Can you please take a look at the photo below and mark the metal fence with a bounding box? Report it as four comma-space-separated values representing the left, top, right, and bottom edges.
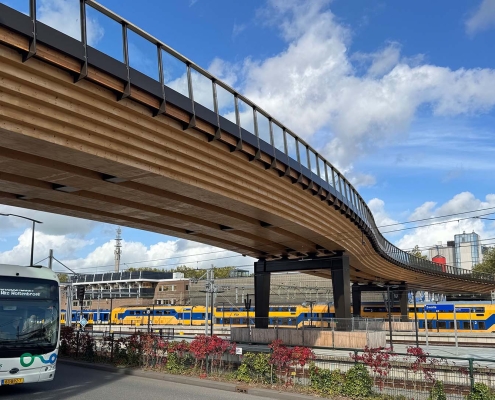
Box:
2, 0, 493, 283
61, 329, 495, 399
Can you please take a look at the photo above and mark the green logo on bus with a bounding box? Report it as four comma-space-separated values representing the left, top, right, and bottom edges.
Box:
20, 352, 57, 367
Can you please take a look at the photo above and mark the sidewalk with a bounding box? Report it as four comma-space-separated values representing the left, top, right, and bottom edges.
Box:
58, 359, 316, 400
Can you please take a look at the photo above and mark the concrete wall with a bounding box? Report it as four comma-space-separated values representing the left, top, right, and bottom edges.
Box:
231, 328, 386, 349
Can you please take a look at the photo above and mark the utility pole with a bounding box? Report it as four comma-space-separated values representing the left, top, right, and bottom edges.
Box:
0, 213, 42, 266
200, 268, 227, 336
65, 282, 73, 327
48, 249, 53, 270
114, 227, 122, 272
204, 269, 210, 335
209, 269, 215, 336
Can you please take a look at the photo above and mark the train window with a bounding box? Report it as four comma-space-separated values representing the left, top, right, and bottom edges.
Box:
463, 322, 471, 330
473, 308, 485, 313
479, 321, 486, 330
290, 307, 296, 313
427, 320, 433, 329
156, 311, 163, 315
135, 311, 141, 315
130, 311, 135, 315
438, 321, 447, 329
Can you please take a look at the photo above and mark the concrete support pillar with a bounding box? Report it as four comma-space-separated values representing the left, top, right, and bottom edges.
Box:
352, 284, 362, 317
331, 255, 351, 323
254, 260, 271, 329
399, 284, 409, 322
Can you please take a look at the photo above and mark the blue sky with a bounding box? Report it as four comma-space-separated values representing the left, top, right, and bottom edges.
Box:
1, 0, 495, 272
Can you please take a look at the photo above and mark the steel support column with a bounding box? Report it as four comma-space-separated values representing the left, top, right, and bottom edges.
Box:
351, 283, 362, 317
399, 284, 409, 321
254, 260, 271, 329
331, 255, 351, 324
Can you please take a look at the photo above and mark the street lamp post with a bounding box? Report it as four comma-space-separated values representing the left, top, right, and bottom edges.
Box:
387, 286, 393, 351
413, 291, 419, 348
385, 284, 399, 352
146, 307, 151, 334
302, 301, 316, 327
0, 213, 43, 266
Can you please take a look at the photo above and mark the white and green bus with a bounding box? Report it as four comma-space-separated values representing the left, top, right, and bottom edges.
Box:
0, 264, 60, 386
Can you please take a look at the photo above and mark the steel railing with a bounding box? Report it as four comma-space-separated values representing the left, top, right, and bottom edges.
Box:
2, 0, 494, 283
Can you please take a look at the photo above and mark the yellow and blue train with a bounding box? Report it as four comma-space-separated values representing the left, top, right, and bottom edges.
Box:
61, 302, 495, 332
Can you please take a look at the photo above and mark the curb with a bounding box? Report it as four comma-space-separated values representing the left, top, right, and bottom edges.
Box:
58, 359, 315, 400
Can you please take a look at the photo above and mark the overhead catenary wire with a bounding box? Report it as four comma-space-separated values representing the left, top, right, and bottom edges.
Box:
43, 204, 495, 277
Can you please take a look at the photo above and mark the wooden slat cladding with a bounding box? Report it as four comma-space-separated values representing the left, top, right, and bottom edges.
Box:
0, 35, 492, 293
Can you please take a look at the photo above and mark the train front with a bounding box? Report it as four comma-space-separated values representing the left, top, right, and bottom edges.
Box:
0, 267, 60, 386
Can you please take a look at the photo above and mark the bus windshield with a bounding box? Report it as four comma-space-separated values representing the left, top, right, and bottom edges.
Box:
0, 277, 59, 357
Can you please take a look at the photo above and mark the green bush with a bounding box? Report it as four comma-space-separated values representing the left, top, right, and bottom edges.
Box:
428, 381, 447, 400
343, 363, 373, 398
236, 352, 274, 384
309, 363, 344, 396
467, 383, 495, 400
165, 352, 191, 374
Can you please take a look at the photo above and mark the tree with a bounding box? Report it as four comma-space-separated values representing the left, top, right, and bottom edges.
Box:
473, 247, 495, 275
172, 265, 204, 279
123, 265, 235, 279
171, 265, 235, 279
211, 266, 234, 279
57, 273, 69, 283
126, 267, 162, 272
408, 245, 427, 260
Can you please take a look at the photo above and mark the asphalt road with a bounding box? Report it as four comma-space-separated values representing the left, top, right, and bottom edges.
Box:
0, 364, 265, 400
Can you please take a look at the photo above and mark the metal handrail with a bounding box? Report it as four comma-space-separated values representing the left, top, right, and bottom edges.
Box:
7, 0, 493, 283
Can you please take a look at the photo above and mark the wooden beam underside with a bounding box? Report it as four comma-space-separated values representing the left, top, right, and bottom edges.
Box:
0, 31, 492, 294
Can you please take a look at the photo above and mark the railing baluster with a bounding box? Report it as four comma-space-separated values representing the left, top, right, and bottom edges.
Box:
75, 0, 88, 82
24, 0, 37, 61
118, 22, 131, 100
9, 0, 489, 281
210, 80, 221, 141
184, 63, 197, 129
154, 45, 166, 116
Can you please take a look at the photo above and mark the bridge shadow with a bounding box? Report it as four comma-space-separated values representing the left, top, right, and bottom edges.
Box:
0, 362, 126, 399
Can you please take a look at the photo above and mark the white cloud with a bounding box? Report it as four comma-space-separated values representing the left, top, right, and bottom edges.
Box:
349, 172, 376, 188
232, 22, 247, 39
465, 0, 495, 36
392, 192, 495, 252
38, 0, 104, 46
354, 42, 402, 78
58, 239, 255, 274
0, 205, 97, 237
0, 229, 92, 266
408, 201, 437, 221
368, 198, 403, 230
221, 0, 495, 170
